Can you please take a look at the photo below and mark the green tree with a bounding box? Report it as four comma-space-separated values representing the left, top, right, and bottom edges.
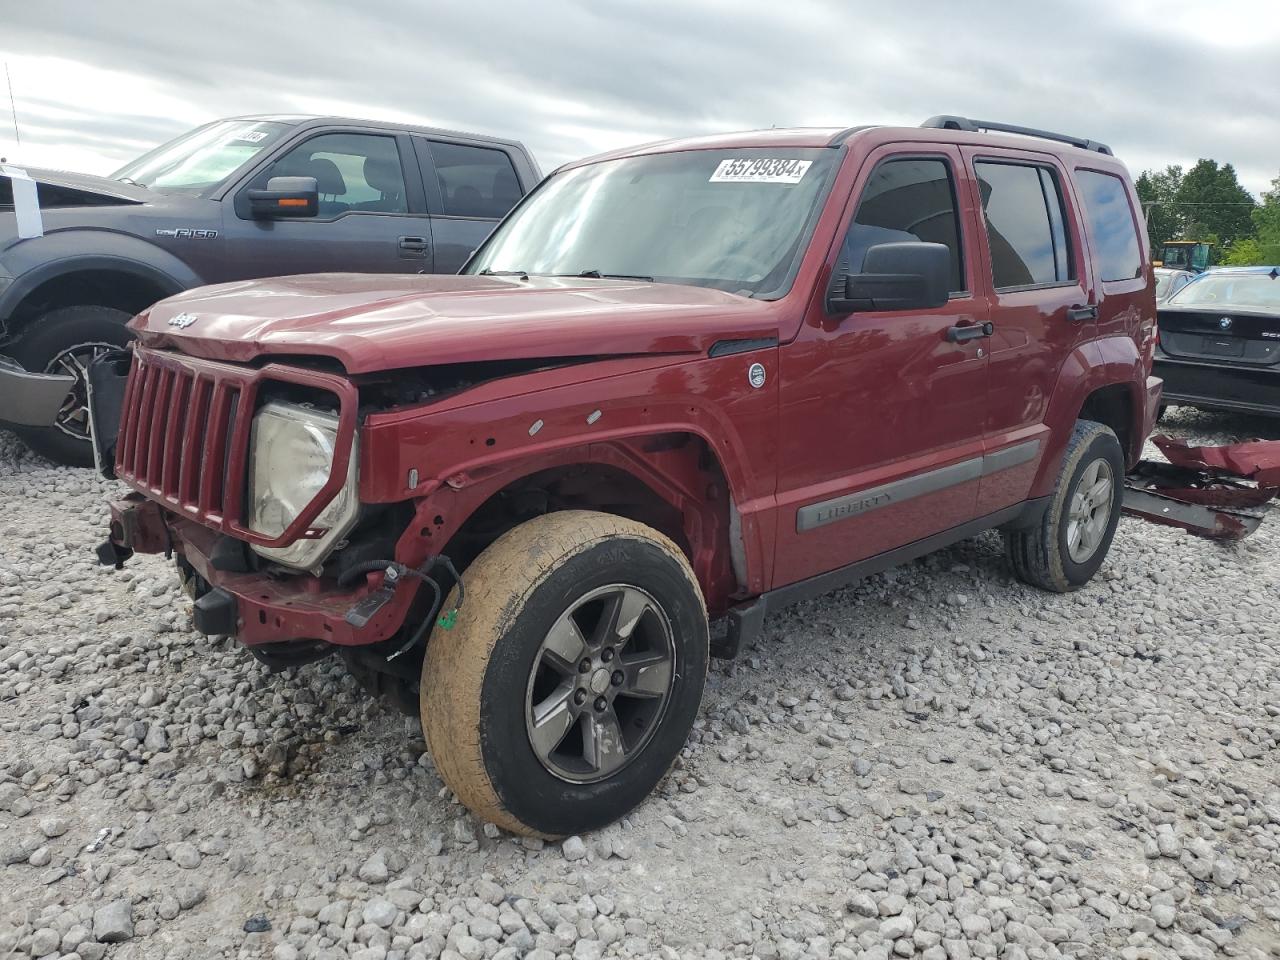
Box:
1252, 171, 1280, 263
1135, 165, 1183, 249
1222, 238, 1263, 266
1173, 160, 1257, 247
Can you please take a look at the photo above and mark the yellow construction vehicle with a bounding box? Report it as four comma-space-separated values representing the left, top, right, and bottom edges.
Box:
1155, 240, 1212, 273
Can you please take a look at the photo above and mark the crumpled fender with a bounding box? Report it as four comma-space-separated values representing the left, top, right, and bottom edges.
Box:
361, 348, 780, 607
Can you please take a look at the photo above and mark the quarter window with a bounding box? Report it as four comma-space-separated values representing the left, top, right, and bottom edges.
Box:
975, 161, 1074, 289
843, 157, 965, 293
430, 141, 523, 219
1076, 170, 1143, 282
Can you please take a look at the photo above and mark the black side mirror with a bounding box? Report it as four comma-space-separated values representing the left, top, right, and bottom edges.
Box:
247, 176, 319, 219
827, 241, 951, 314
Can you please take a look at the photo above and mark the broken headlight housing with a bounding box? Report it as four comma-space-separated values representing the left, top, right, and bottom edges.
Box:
247, 401, 359, 572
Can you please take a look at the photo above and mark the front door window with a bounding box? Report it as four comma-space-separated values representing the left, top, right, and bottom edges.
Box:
258, 133, 408, 218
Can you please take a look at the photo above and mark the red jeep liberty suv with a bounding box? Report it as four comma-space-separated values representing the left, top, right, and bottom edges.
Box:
94, 116, 1161, 836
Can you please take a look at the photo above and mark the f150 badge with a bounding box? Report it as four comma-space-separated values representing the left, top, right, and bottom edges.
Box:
156, 228, 218, 239
168, 313, 198, 328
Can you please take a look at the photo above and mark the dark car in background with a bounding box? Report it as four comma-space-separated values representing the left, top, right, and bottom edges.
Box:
0, 115, 539, 464
1155, 266, 1280, 416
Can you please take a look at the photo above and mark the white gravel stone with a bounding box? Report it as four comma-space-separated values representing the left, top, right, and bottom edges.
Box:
362, 898, 398, 928
170, 841, 201, 868
30, 927, 61, 956
38, 815, 69, 838
92, 900, 134, 943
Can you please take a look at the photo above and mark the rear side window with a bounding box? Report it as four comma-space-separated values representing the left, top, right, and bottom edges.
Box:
430, 142, 523, 219
975, 161, 1074, 290
1076, 170, 1143, 282
843, 157, 965, 293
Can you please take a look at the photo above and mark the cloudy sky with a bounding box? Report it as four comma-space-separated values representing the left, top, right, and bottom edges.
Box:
2, 0, 1278, 195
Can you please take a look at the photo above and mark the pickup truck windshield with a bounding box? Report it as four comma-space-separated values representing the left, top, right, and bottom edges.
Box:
1170, 273, 1280, 311
111, 119, 291, 193
467, 148, 836, 298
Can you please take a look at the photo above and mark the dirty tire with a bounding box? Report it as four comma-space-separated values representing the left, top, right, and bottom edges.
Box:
1004, 419, 1124, 593
421, 510, 708, 837
12, 305, 135, 467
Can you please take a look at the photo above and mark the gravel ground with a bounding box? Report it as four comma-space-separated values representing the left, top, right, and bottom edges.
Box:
2, 408, 1279, 960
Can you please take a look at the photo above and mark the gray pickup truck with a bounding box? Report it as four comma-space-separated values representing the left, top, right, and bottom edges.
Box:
0, 114, 540, 464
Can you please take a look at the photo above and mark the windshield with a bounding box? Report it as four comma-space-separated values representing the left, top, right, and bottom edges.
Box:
112, 119, 291, 193
1154, 272, 1172, 299
1169, 272, 1280, 311
466, 147, 837, 298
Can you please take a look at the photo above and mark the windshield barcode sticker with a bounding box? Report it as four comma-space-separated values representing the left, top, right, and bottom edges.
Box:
237, 131, 269, 143
709, 158, 812, 184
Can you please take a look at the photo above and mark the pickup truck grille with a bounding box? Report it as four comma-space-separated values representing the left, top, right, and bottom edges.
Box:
116, 350, 243, 523
113, 347, 359, 547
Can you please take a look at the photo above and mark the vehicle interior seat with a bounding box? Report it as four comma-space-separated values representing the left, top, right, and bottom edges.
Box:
355, 156, 407, 213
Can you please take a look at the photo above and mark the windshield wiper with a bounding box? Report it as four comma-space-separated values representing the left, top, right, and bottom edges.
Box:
479, 268, 530, 279
570, 270, 655, 282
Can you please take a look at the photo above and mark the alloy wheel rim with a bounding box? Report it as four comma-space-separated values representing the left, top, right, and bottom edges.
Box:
524, 583, 675, 783
43, 341, 117, 441
1066, 457, 1114, 563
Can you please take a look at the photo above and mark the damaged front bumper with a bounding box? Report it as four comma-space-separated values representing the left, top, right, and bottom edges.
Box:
1123, 435, 1280, 540
0, 355, 74, 428
99, 493, 416, 647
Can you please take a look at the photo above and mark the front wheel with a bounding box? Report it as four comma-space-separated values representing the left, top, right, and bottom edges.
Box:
421, 511, 708, 837
1004, 420, 1124, 593
11, 305, 135, 467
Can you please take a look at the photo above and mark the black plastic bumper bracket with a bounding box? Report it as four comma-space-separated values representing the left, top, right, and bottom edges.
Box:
95, 539, 133, 570
192, 587, 238, 636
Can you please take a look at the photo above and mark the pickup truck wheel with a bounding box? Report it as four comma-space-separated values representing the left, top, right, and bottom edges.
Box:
11, 305, 135, 467
1004, 420, 1124, 593
420, 510, 708, 837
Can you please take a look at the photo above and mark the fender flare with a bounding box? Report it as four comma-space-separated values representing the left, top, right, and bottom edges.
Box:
1089, 335, 1151, 463
1030, 336, 1146, 496
0, 233, 200, 328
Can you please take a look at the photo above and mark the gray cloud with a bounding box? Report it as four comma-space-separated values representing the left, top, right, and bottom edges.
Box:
3, 0, 1278, 193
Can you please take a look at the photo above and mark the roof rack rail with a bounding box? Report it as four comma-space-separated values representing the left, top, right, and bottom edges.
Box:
921, 115, 1112, 156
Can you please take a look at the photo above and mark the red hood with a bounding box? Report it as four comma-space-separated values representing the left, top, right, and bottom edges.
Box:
132, 274, 778, 374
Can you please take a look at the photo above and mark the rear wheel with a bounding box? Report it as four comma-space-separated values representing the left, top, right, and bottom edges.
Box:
421, 510, 707, 837
12, 305, 134, 467
1004, 420, 1124, 592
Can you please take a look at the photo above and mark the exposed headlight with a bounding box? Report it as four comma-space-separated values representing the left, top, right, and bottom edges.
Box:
247, 401, 359, 572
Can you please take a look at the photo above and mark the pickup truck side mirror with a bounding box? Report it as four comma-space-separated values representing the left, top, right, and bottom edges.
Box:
827, 241, 951, 314
247, 176, 319, 219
